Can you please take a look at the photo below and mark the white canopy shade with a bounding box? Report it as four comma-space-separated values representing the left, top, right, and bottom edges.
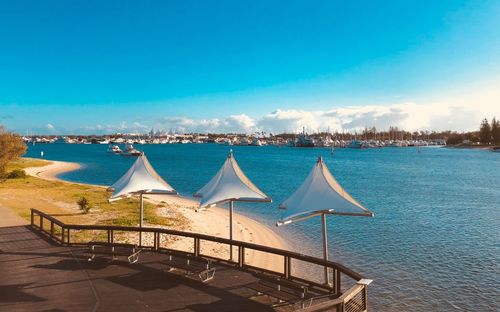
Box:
110, 154, 177, 200
194, 150, 271, 207
278, 156, 373, 225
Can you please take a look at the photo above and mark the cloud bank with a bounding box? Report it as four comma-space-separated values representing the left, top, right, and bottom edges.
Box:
66, 100, 497, 135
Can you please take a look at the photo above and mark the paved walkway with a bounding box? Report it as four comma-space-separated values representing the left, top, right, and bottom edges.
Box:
0, 225, 280, 311
0, 205, 28, 227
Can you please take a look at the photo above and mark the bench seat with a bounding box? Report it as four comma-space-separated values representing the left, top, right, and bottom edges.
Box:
246, 273, 314, 307
161, 251, 215, 282
87, 241, 142, 263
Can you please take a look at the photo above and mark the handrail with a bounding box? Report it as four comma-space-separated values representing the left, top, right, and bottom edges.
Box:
30, 208, 371, 311
31, 208, 362, 281
301, 282, 370, 312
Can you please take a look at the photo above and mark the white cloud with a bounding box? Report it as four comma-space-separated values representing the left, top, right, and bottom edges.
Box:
154, 114, 256, 133
264, 101, 496, 133
68, 100, 497, 135
46, 123, 54, 129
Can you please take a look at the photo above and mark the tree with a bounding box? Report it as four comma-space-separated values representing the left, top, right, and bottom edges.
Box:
479, 118, 491, 144
491, 117, 500, 145
0, 125, 27, 177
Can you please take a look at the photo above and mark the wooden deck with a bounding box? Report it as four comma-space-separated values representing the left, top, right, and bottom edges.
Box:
0, 209, 371, 311
0, 225, 280, 311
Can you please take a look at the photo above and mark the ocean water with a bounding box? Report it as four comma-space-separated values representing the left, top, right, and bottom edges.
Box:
25, 144, 500, 311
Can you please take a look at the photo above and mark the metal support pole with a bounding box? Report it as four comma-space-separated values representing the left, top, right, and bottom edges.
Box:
229, 200, 234, 261
321, 213, 329, 285
139, 193, 144, 246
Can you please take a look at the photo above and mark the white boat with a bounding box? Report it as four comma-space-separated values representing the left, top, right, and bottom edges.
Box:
239, 138, 249, 146
121, 144, 143, 157
294, 134, 315, 147
250, 138, 262, 146
107, 144, 122, 154
347, 140, 363, 149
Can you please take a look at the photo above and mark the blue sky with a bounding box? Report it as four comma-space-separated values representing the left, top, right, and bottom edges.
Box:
1, 0, 499, 134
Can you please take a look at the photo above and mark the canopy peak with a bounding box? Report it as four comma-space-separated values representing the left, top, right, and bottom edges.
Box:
194, 151, 271, 207
278, 158, 372, 224
110, 154, 177, 200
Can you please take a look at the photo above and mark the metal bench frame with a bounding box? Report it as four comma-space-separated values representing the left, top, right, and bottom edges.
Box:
87, 242, 142, 264
163, 252, 216, 282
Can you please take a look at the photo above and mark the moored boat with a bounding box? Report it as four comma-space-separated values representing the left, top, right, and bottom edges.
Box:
347, 140, 363, 149
107, 144, 122, 154
121, 144, 143, 156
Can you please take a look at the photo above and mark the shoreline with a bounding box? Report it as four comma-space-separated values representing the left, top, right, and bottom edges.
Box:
445, 144, 498, 150
24, 159, 82, 182
23, 158, 288, 271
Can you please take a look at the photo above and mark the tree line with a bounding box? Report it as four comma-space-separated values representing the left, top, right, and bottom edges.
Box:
478, 117, 500, 145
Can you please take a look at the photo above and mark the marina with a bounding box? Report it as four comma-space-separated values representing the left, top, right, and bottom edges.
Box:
22, 133, 448, 149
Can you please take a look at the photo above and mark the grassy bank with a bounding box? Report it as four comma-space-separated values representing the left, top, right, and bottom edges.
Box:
0, 158, 186, 231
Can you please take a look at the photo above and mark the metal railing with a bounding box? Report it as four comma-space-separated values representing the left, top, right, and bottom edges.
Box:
30, 208, 372, 311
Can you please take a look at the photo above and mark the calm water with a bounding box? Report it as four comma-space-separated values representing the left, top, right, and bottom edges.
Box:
26, 144, 500, 311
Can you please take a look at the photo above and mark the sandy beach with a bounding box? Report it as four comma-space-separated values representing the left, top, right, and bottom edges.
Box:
24, 159, 82, 182
24, 159, 288, 272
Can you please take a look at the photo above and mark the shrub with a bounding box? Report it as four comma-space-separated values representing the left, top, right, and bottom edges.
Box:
0, 126, 27, 177
77, 197, 90, 213
6, 169, 27, 179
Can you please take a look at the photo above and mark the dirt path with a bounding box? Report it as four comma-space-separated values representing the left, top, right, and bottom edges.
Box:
0, 204, 28, 227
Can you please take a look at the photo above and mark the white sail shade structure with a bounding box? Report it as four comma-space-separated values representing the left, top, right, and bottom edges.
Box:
194, 150, 271, 207
109, 154, 178, 244
277, 156, 373, 284
278, 156, 373, 224
194, 150, 271, 259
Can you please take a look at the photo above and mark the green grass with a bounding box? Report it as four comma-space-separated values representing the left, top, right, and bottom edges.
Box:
0, 158, 183, 229
6, 157, 50, 171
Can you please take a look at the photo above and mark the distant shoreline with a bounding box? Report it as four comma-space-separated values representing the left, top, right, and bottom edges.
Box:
445, 144, 498, 150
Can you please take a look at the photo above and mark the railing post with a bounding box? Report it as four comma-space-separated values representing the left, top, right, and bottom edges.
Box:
363, 285, 368, 310
107, 229, 111, 243
284, 256, 291, 279
335, 269, 341, 295
31, 210, 34, 226
61, 228, 65, 244
283, 256, 288, 279
39, 215, 43, 230
156, 232, 160, 250
111, 230, 114, 243
194, 238, 200, 256
50, 221, 54, 238
238, 246, 245, 267
67, 229, 70, 245
356, 279, 372, 311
